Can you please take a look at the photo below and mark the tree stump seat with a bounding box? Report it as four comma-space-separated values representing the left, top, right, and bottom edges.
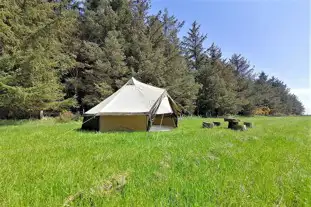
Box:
232, 124, 247, 131
213, 122, 221, 126
244, 122, 253, 128
224, 117, 241, 129
224, 118, 252, 131
202, 122, 214, 128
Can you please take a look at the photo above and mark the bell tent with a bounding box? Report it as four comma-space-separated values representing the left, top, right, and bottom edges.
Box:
82, 77, 179, 132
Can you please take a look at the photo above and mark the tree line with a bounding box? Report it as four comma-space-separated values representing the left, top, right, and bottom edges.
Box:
0, 0, 305, 119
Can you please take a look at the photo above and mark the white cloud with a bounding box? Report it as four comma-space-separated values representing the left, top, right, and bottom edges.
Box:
291, 88, 311, 115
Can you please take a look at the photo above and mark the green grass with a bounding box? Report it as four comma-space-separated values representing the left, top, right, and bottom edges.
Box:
1, 116, 311, 206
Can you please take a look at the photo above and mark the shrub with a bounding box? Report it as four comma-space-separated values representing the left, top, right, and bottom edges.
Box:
253, 107, 271, 115
72, 113, 82, 121
57, 111, 74, 123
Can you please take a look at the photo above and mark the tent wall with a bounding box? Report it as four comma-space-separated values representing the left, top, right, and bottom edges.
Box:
100, 115, 148, 132
82, 116, 100, 131
153, 114, 177, 128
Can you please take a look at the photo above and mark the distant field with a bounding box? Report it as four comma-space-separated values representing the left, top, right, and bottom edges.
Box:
1, 116, 311, 206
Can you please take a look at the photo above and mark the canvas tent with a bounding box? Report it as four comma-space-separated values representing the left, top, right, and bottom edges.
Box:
82, 77, 179, 132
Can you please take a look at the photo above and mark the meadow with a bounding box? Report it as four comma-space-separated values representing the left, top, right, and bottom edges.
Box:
1, 116, 311, 206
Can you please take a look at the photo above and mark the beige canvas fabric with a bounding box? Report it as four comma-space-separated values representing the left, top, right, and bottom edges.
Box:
85, 78, 176, 116
156, 96, 173, 114
100, 115, 147, 131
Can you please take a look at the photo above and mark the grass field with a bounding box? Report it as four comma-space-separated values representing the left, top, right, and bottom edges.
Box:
1, 116, 311, 206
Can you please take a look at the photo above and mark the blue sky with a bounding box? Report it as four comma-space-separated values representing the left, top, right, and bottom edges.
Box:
150, 0, 310, 114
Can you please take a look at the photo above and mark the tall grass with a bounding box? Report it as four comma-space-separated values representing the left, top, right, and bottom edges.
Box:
1, 116, 311, 206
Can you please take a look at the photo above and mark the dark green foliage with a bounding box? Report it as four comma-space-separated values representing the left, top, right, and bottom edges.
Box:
0, 0, 78, 118
194, 44, 239, 116
251, 72, 305, 115
229, 54, 255, 115
0, 0, 304, 119
181, 21, 207, 71
66, 0, 199, 112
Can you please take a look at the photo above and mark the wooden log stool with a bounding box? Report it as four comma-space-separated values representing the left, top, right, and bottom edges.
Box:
232, 124, 247, 131
202, 122, 214, 128
224, 118, 240, 129
213, 122, 221, 126
244, 122, 253, 128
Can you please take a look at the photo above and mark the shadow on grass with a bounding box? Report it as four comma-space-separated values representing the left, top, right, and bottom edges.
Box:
0, 120, 27, 127
74, 128, 142, 134
74, 128, 100, 134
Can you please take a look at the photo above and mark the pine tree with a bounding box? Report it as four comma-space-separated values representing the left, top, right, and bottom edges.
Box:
229, 54, 254, 78
69, 0, 131, 110
77, 41, 113, 108
195, 44, 238, 116
0, 0, 78, 118
229, 54, 255, 115
253, 72, 282, 114
181, 21, 207, 71
103, 30, 130, 90
148, 10, 199, 112
266, 76, 304, 115
207, 43, 222, 62
1, 0, 304, 118
286, 94, 305, 115
196, 59, 238, 116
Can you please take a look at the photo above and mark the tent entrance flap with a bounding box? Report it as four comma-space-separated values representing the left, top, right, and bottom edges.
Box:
152, 114, 177, 127
147, 91, 168, 131
81, 116, 100, 131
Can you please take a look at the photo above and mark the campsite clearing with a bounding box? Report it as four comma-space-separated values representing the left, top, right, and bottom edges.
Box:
1, 116, 311, 206
82, 78, 179, 132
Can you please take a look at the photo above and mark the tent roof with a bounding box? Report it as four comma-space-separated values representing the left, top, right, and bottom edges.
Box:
84, 77, 175, 115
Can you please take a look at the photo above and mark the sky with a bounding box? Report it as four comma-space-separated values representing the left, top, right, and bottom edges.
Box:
150, 0, 310, 114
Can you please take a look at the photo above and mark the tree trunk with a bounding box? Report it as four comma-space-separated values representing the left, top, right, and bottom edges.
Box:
39, 110, 44, 119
